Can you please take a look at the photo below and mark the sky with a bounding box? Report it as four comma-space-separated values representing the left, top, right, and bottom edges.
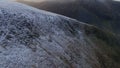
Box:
115, 0, 120, 1
0, 0, 65, 2
0, 0, 77, 2
1, 0, 120, 2
2, 0, 110, 1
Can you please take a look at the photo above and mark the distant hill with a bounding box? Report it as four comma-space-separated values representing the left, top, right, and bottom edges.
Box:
17, 0, 120, 35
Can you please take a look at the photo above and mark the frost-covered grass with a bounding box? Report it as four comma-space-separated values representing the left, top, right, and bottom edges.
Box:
0, 1, 119, 68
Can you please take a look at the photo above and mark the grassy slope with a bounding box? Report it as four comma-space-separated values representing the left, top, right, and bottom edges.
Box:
16, 1, 120, 67
17, 1, 120, 35
84, 25, 120, 68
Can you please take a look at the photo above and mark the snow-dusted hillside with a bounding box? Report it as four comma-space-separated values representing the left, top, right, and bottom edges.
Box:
0, 1, 120, 68
17, 0, 118, 34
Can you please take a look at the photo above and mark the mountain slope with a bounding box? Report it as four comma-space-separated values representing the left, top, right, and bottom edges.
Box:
17, 0, 120, 35
0, 2, 120, 68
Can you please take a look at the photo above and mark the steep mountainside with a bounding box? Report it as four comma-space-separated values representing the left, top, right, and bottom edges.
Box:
0, 1, 120, 68
17, 0, 120, 35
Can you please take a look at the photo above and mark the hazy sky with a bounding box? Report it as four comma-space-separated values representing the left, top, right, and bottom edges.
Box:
1, 0, 120, 2
0, 0, 74, 1
0, 0, 66, 2
115, 0, 120, 1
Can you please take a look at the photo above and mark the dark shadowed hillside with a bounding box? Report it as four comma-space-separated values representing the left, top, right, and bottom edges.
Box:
0, 1, 120, 68
17, 0, 120, 35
